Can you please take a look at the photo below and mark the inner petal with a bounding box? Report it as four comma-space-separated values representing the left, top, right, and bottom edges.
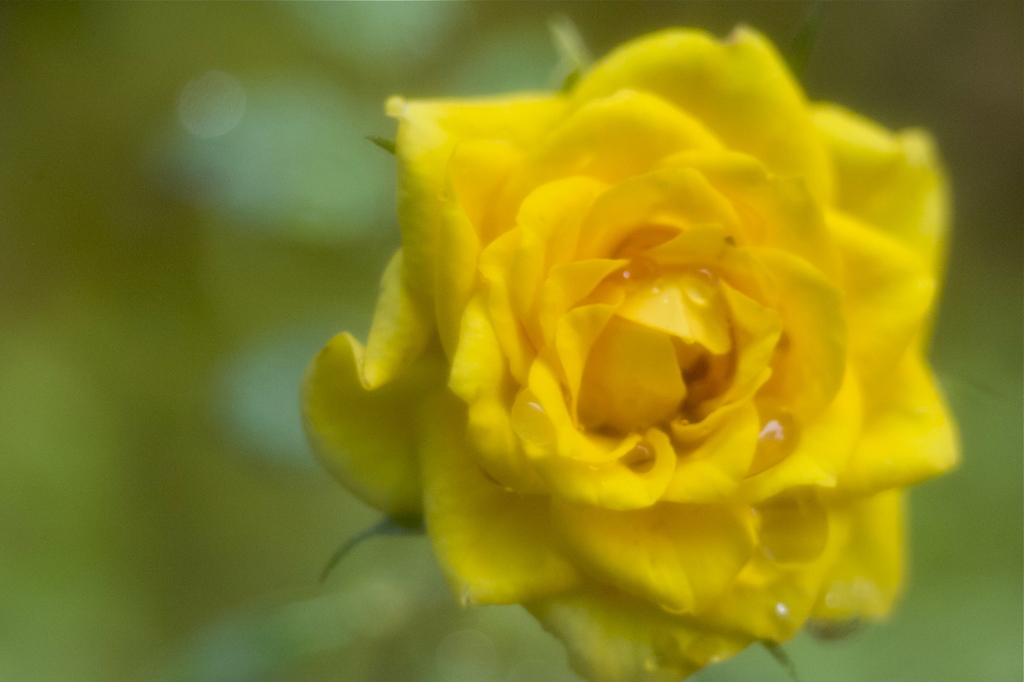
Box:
617, 271, 732, 355
578, 317, 687, 433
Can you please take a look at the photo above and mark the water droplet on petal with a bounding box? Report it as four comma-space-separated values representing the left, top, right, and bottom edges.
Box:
748, 410, 800, 475
620, 440, 656, 473
823, 577, 882, 612
617, 257, 658, 283
756, 487, 829, 564
683, 281, 709, 306
806, 616, 865, 641
511, 389, 556, 446
775, 602, 791, 620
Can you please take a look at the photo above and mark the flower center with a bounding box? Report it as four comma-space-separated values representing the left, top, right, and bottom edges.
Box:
575, 250, 736, 435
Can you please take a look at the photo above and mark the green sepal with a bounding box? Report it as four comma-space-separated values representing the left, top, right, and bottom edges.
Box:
786, 4, 826, 79
366, 136, 397, 155
320, 515, 424, 583
763, 641, 802, 682
548, 14, 590, 92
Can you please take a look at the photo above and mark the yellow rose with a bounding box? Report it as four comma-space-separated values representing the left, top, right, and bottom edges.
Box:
304, 26, 958, 681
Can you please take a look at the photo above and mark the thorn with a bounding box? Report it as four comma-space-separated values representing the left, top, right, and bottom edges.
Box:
366, 136, 396, 155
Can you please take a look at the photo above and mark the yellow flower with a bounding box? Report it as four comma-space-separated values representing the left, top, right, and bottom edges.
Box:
304, 26, 958, 681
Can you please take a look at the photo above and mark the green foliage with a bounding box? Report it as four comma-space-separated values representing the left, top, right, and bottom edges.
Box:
786, 4, 826, 80
366, 136, 397, 156
321, 516, 425, 584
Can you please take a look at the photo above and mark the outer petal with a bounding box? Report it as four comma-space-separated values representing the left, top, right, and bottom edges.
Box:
302, 333, 444, 518
699, 498, 853, 642
554, 500, 756, 614
829, 209, 936, 395
434, 185, 480, 359
837, 352, 958, 495
812, 104, 949, 268
527, 588, 752, 682
387, 94, 567, 311
446, 139, 524, 244
529, 89, 721, 184
361, 249, 435, 389
574, 27, 832, 202
810, 490, 905, 622
418, 391, 580, 605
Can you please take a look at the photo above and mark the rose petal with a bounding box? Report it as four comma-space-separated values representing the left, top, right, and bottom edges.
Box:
813, 103, 949, 268
577, 317, 687, 433
525, 356, 633, 464
388, 94, 567, 311
435, 187, 481, 358
479, 228, 535, 383
446, 139, 523, 244
553, 499, 756, 613
810, 490, 905, 621
617, 274, 732, 355
829, 209, 936, 396
663, 402, 760, 503
577, 166, 741, 260
837, 353, 958, 495
555, 302, 619, 417
360, 249, 436, 389
714, 282, 783, 408
449, 294, 545, 492
527, 587, 751, 682
530, 89, 721, 184
754, 247, 847, 421
535, 428, 677, 510
699, 500, 853, 641
573, 27, 832, 202
661, 150, 839, 280
302, 332, 444, 517
537, 258, 629, 347
418, 391, 580, 605
509, 176, 609, 346
739, 367, 863, 502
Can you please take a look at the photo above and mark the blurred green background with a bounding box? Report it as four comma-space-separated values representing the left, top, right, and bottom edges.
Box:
1, 3, 1020, 681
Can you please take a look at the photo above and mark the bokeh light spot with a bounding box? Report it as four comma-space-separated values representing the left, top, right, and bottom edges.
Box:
436, 628, 500, 682
178, 70, 246, 139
